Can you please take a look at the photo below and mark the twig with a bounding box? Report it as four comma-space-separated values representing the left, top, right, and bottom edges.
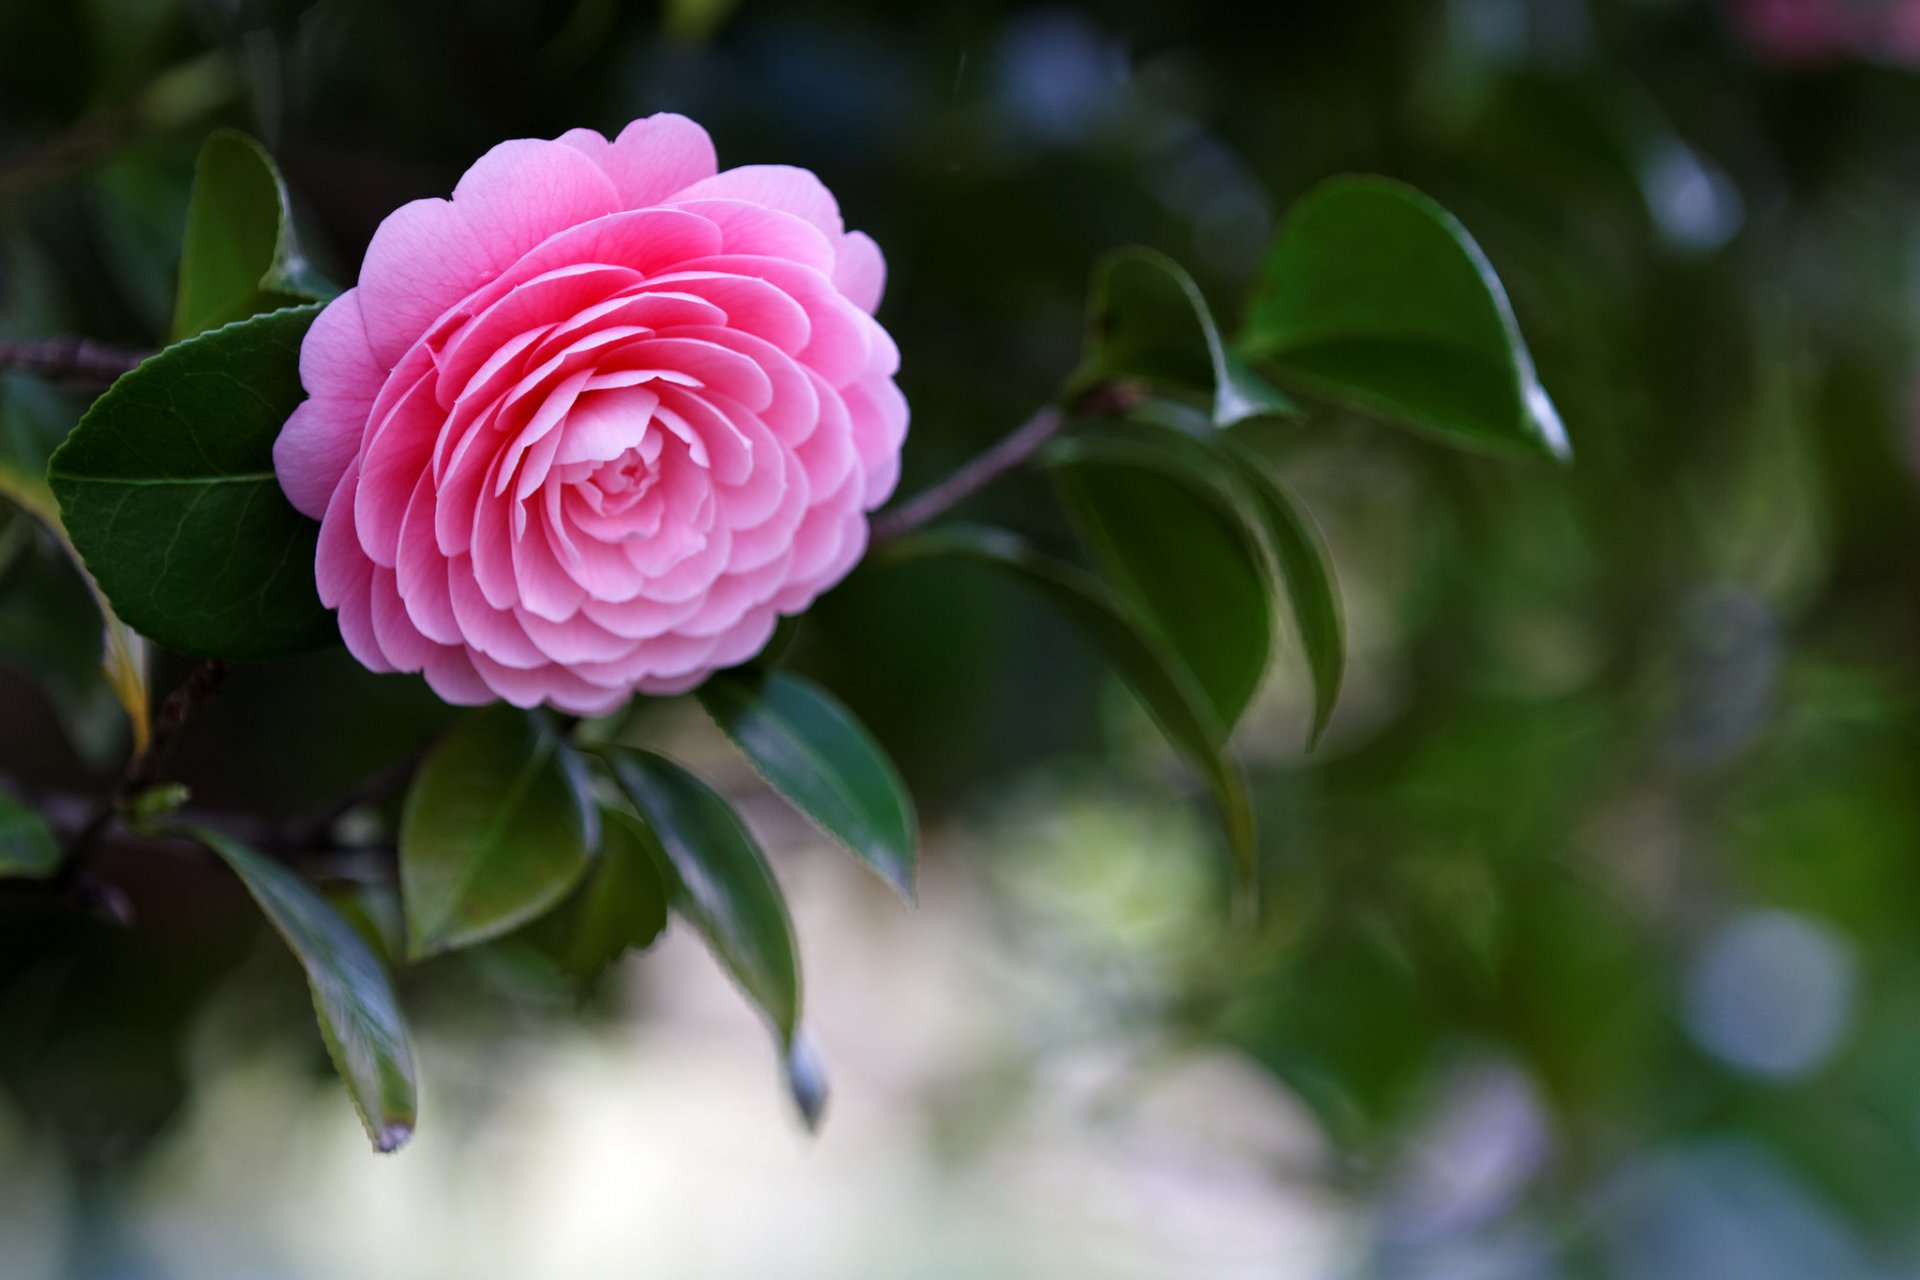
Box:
58, 659, 229, 908
867, 381, 1142, 545
0, 337, 151, 385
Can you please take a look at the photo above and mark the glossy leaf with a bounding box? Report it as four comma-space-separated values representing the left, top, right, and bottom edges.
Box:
533, 807, 670, 989
172, 128, 332, 341
0, 791, 60, 879
603, 748, 802, 1042
880, 526, 1255, 890
47, 304, 336, 659
1081, 246, 1294, 427
1222, 444, 1346, 746
399, 707, 599, 959
1049, 433, 1274, 734
185, 826, 418, 1152
698, 669, 919, 903
1244, 176, 1568, 459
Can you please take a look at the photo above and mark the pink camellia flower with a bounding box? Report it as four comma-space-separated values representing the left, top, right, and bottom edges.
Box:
274, 115, 906, 714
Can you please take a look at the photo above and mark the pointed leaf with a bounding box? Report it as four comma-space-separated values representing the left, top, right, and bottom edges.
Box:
783, 1031, 830, 1133
47, 304, 336, 659
1048, 434, 1274, 734
184, 826, 418, 1152
879, 526, 1255, 891
531, 807, 670, 989
1054, 417, 1346, 749
1080, 246, 1295, 427
400, 707, 599, 958
603, 748, 801, 1041
1221, 445, 1346, 745
698, 670, 918, 903
0, 792, 60, 879
173, 128, 334, 341
1244, 177, 1568, 458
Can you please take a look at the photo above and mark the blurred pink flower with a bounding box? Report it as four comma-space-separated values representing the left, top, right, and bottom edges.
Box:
1729, 0, 1920, 64
274, 116, 906, 714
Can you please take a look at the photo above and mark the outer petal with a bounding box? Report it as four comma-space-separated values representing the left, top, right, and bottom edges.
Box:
834, 230, 887, 314
671, 165, 845, 237
275, 398, 364, 521
356, 198, 496, 368
448, 139, 622, 272
592, 114, 720, 208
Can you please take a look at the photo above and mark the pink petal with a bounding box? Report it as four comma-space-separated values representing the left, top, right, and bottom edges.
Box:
672, 165, 844, 238
450, 138, 622, 272
356, 198, 497, 368
642, 270, 813, 353
597, 114, 720, 208
276, 398, 364, 521
468, 651, 630, 714
834, 230, 887, 313
354, 362, 443, 568
397, 472, 462, 644
422, 646, 496, 706
434, 263, 641, 403
450, 569, 549, 668
370, 565, 436, 670
841, 373, 909, 508
510, 506, 589, 622
668, 199, 838, 274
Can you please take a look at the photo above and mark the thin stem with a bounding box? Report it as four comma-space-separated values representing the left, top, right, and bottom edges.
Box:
59, 659, 229, 907
0, 337, 151, 385
868, 381, 1143, 545
868, 406, 1066, 544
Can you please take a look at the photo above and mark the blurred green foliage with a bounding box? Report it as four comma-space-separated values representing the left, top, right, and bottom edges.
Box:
4, 0, 1920, 1273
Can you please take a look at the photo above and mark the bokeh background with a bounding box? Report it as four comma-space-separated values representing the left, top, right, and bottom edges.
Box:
5, 0, 1920, 1276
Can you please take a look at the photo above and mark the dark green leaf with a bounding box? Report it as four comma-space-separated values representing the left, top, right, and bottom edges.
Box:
184, 826, 418, 1152
0, 791, 60, 879
399, 708, 599, 959
879, 526, 1255, 891
1048, 433, 1274, 734
603, 748, 802, 1042
698, 669, 919, 903
532, 807, 670, 989
1221, 444, 1346, 746
1243, 177, 1568, 459
1080, 246, 1294, 427
172, 128, 333, 341
47, 304, 336, 660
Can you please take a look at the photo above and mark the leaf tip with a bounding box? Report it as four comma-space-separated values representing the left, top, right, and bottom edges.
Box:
785, 1032, 830, 1134
1526, 381, 1574, 464
881, 862, 918, 908
374, 1121, 414, 1154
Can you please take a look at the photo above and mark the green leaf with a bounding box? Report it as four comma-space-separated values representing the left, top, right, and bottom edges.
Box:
1048, 433, 1275, 735
0, 791, 60, 879
1220, 444, 1346, 746
1244, 176, 1568, 459
172, 128, 333, 341
1080, 246, 1295, 427
532, 807, 670, 989
602, 748, 802, 1042
183, 826, 418, 1152
399, 708, 599, 959
879, 526, 1255, 892
47, 303, 337, 660
698, 669, 919, 904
